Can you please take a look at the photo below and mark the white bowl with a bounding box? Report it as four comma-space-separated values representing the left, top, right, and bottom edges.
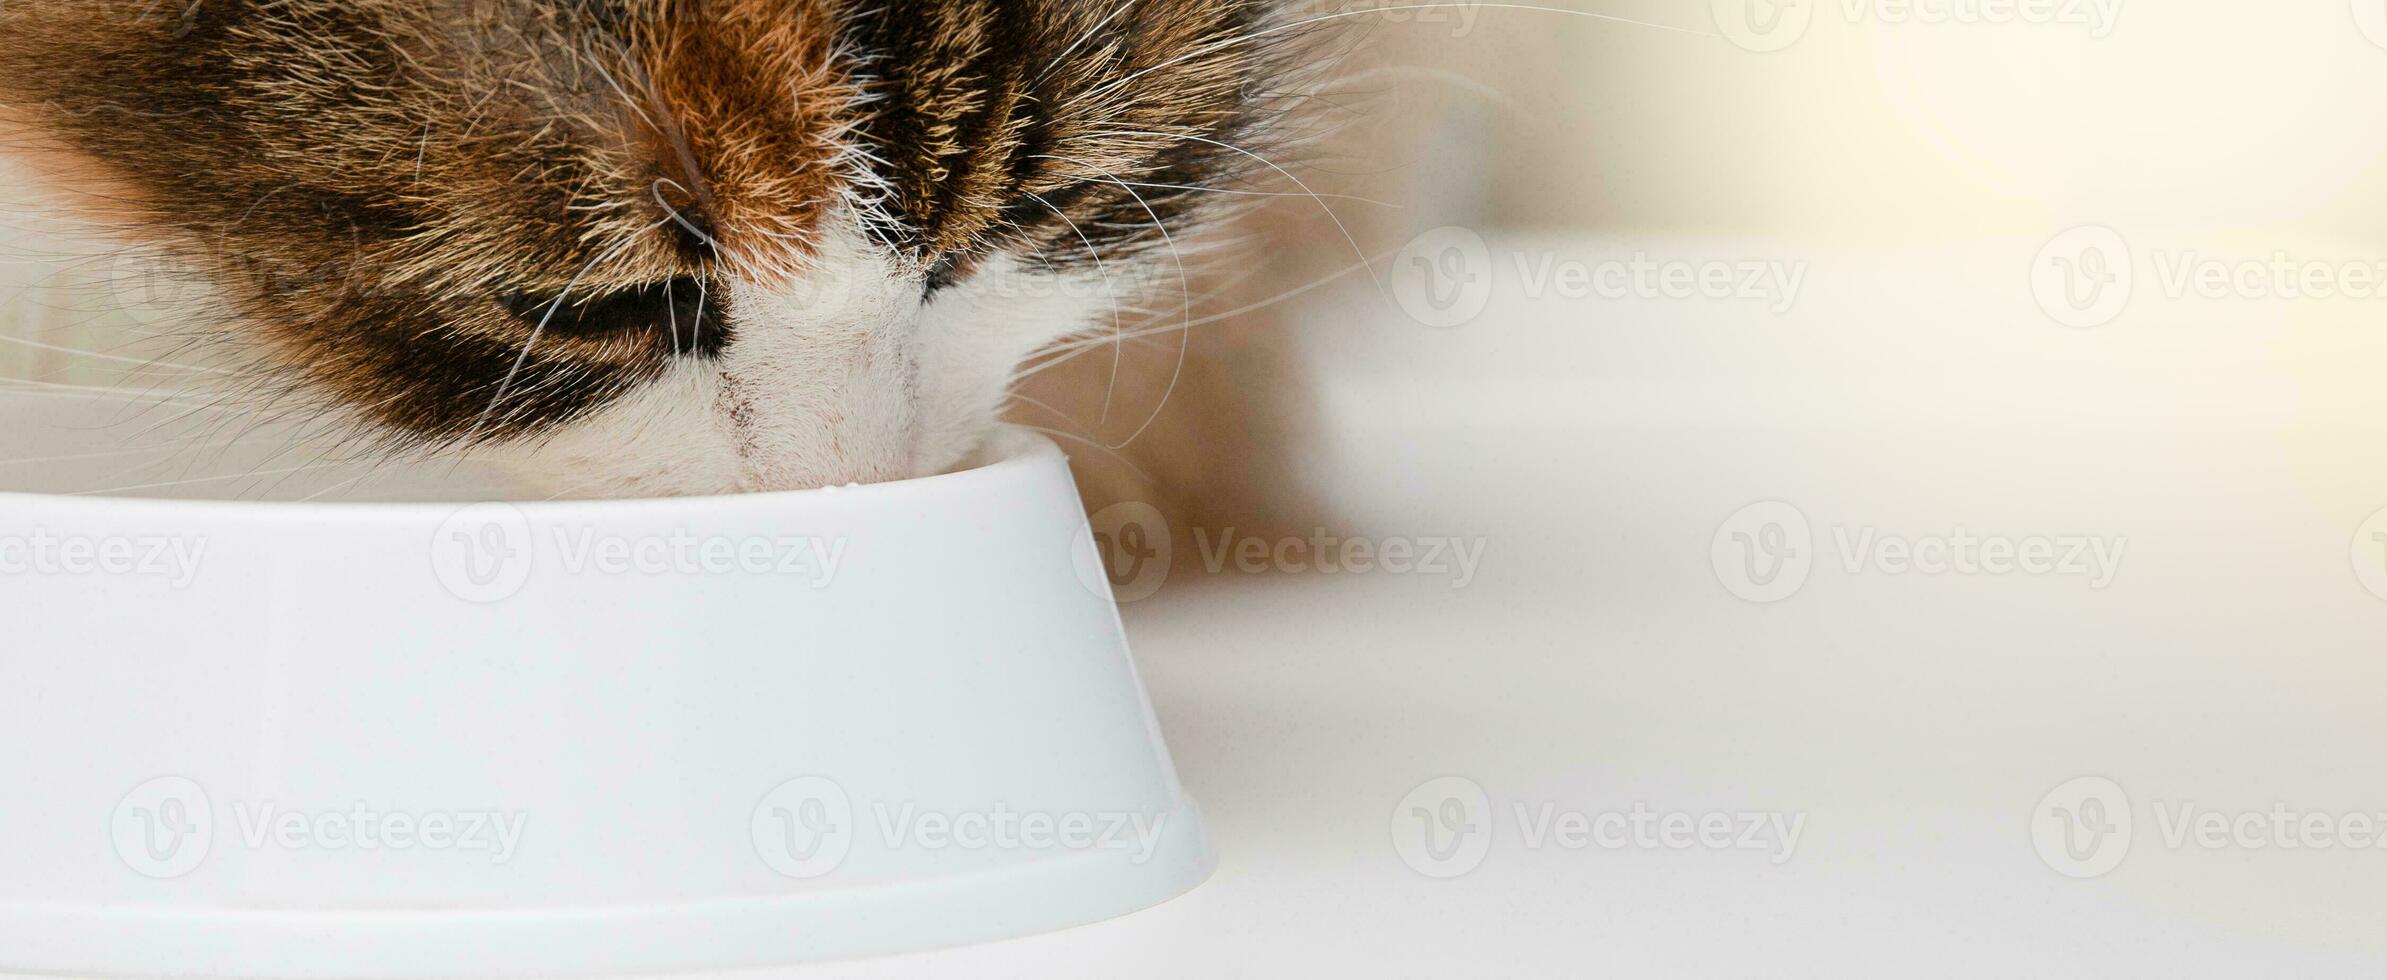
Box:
0, 406, 1211, 977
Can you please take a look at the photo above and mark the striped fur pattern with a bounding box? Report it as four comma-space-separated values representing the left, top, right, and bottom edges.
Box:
0, 0, 1305, 493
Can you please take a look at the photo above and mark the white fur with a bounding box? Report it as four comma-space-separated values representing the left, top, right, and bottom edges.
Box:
503, 217, 1113, 496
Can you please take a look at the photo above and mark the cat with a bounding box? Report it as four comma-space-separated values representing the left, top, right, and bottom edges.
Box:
0, 0, 1317, 496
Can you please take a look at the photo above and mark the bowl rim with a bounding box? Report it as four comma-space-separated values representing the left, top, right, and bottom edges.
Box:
0, 426, 1062, 520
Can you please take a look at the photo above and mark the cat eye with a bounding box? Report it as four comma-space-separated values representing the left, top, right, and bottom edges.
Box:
501, 276, 722, 354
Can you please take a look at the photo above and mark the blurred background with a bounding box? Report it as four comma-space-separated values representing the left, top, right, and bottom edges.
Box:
1018, 0, 2387, 563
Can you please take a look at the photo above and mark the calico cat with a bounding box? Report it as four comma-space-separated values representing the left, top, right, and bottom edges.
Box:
0, 0, 1311, 495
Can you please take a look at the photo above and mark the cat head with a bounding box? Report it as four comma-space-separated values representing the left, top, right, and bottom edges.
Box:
0, 0, 1307, 494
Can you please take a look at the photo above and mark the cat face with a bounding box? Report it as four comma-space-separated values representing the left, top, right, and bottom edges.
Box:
0, 0, 1287, 494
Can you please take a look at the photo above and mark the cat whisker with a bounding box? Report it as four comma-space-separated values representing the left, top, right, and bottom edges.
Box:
1082, 128, 1380, 298
296, 470, 376, 502
1018, 188, 1131, 421
65, 461, 353, 497
0, 333, 227, 375
1031, 0, 1139, 88
1013, 246, 1387, 382
1084, 175, 1401, 209
1045, 156, 1191, 450
0, 376, 212, 407
0, 432, 227, 470
1006, 419, 1154, 483
192, 389, 418, 489
588, 54, 662, 133
540, 468, 637, 501
1323, 64, 1538, 122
